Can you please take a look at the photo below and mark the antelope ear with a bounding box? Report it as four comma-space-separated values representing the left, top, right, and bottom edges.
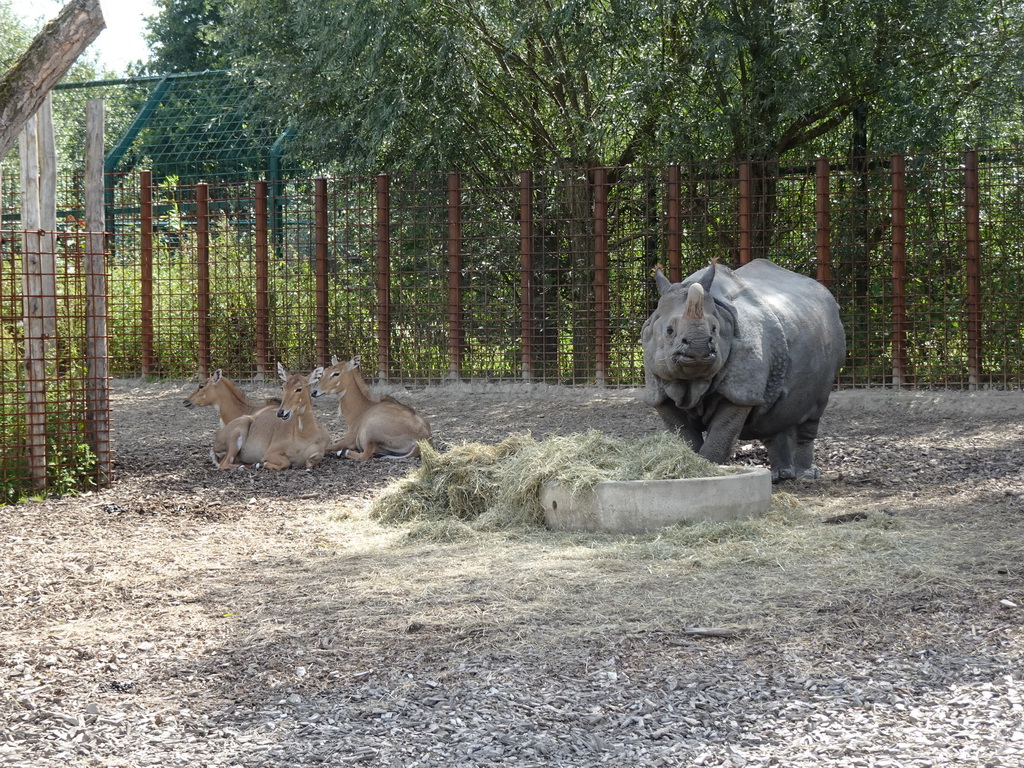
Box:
684, 283, 706, 320
654, 266, 673, 296
351, 354, 361, 369
277, 361, 288, 382
212, 369, 223, 383
308, 366, 324, 386
331, 354, 339, 365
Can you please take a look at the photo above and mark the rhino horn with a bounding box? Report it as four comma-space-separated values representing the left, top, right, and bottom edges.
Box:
654, 265, 673, 296
684, 282, 706, 320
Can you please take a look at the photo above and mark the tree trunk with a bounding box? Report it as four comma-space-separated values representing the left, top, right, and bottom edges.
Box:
0, 0, 105, 158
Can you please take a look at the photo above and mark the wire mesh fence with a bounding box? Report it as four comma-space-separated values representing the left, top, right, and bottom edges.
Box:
0, 224, 112, 502
6, 151, 1017, 389
6, 151, 1024, 389
79, 152, 1024, 389
48, 72, 288, 184
2, 150, 1024, 498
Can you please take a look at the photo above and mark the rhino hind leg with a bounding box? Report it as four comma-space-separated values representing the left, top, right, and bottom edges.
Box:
764, 430, 796, 483
767, 420, 822, 482
793, 418, 822, 480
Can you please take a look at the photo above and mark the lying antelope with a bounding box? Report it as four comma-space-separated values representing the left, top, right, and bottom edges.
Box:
184, 369, 280, 426
212, 363, 330, 470
311, 355, 431, 460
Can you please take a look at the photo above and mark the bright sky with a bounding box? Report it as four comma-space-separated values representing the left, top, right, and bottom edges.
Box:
8, 0, 157, 75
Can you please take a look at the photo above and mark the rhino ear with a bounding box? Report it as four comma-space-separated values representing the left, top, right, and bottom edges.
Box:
653, 265, 673, 296
684, 283, 706, 320
698, 261, 716, 293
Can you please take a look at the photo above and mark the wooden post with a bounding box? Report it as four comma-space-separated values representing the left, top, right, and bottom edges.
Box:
84, 98, 111, 485
815, 157, 832, 287
314, 177, 329, 365
666, 164, 682, 283
195, 183, 210, 377
139, 170, 154, 375
376, 174, 391, 382
965, 150, 982, 390
890, 154, 908, 388
738, 161, 752, 265
519, 171, 534, 381
18, 111, 47, 490
19, 96, 57, 347
254, 180, 270, 379
593, 167, 609, 387
37, 94, 57, 342
447, 172, 463, 380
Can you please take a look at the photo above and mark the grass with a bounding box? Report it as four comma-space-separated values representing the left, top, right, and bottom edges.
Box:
315, 418, 996, 644
330, 485, 973, 643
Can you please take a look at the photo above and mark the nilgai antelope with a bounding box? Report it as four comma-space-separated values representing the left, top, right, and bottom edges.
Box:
184, 369, 280, 426
311, 355, 431, 459
211, 363, 330, 470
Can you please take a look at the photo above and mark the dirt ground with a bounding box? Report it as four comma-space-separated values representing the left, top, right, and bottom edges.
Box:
1, 380, 1023, 767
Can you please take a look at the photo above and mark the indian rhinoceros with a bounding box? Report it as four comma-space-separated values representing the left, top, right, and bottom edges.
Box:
641, 258, 845, 481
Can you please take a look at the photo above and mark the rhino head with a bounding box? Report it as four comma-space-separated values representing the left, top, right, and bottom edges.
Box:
645, 262, 737, 382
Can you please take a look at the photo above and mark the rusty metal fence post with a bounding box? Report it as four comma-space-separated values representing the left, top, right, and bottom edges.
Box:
965, 150, 982, 389
195, 182, 210, 377
254, 180, 271, 378
815, 158, 831, 287
738, 161, 752, 265
890, 154, 908, 388
314, 177, 329, 366
519, 170, 534, 381
666, 164, 682, 282
593, 167, 609, 387
447, 172, 463, 380
376, 174, 391, 382
139, 170, 154, 376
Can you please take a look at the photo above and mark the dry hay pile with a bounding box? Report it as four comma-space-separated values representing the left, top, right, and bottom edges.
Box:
369, 429, 725, 533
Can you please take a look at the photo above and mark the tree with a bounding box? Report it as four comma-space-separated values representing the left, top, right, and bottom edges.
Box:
0, 1, 36, 70
0, 0, 105, 159
143, 0, 228, 74
215, 0, 681, 172
673, 0, 1024, 161
210, 0, 1024, 175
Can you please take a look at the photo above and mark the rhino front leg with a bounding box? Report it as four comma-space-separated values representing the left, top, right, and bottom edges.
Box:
654, 400, 704, 452
700, 403, 752, 464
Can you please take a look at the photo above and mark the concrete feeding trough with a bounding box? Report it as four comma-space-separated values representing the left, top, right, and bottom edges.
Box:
540, 466, 772, 534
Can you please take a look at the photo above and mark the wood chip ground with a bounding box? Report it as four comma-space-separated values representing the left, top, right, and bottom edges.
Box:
1, 382, 1022, 767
